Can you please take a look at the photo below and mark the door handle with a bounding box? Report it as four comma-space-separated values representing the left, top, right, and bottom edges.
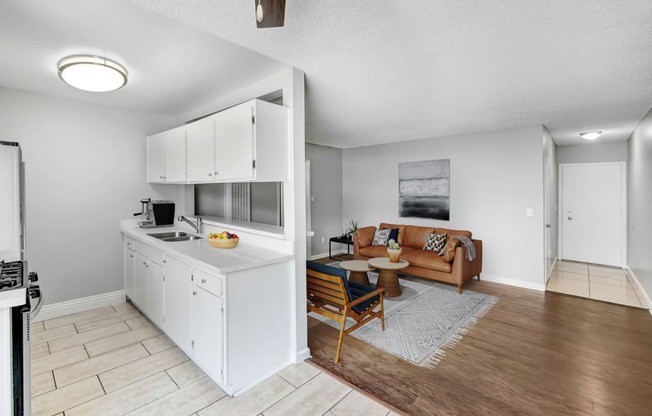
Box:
568, 216, 573, 221
546, 224, 552, 228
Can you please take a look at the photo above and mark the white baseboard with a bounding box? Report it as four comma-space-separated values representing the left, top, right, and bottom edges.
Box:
310, 249, 347, 261
295, 347, 312, 363
625, 266, 651, 314
33, 290, 126, 322
481, 274, 546, 292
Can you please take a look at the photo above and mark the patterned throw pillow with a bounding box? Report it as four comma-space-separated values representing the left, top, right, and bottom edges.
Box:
423, 233, 446, 252
372, 229, 391, 246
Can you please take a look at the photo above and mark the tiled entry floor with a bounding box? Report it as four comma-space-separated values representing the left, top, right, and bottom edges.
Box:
30, 302, 398, 416
546, 260, 648, 308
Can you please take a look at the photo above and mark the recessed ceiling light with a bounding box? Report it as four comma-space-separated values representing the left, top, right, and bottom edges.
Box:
57, 55, 128, 92
579, 131, 602, 141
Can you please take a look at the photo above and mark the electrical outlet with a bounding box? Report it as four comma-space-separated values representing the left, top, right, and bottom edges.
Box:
321, 237, 325, 243
527, 208, 533, 217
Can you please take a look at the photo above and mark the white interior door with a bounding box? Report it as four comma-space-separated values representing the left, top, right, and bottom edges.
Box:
560, 163, 625, 267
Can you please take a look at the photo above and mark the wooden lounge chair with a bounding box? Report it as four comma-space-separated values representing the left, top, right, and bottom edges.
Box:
306, 261, 385, 364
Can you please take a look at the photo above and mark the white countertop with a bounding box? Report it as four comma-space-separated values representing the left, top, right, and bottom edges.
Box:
121, 222, 294, 275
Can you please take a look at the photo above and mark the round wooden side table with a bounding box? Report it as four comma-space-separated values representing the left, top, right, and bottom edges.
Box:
339, 260, 376, 285
367, 257, 409, 297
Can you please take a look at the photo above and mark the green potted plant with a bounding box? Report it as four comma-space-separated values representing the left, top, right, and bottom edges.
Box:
387, 239, 402, 263
344, 219, 358, 238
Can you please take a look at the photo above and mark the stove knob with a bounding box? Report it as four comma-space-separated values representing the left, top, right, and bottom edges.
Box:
29, 272, 39, 282
29, 286, 40, 299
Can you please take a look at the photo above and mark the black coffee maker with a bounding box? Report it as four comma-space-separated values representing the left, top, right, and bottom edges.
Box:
134, 198, 175, 228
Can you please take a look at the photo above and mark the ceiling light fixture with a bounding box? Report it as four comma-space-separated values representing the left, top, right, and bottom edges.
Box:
256, 0, 264, 23
579, 131, 602, 141
57, 55, 128, 92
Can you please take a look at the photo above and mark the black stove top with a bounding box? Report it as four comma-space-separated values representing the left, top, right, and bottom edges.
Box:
0, 260, 25, 291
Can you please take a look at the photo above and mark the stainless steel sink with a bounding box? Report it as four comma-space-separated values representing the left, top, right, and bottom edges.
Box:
147, 231, 190, 239
147, 232, 202, 242
163, 235, 203, 242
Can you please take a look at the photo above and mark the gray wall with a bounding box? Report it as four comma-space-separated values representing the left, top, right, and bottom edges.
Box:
0, 87, 181, 305
557, 141, 628, 164
305, 143, 343, 258
543, 127, 558, 277
627, 109, 652, 298
342, 125, 546, 287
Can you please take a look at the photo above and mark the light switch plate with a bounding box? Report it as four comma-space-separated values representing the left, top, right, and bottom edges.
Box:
526, 208, 533, 217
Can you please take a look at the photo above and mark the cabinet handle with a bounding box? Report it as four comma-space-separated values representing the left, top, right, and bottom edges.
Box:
193, 291, 197, 295
208, 173, 213, 177
160, 176, 165, 179
215, 171, 219, 175
201, 279, 206, 283
130, 255, 133, 258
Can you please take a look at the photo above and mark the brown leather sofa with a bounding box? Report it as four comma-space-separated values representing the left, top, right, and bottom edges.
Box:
353, 222, 483, 293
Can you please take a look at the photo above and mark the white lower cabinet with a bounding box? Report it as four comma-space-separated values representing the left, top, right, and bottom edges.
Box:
193, 282, 223, 383
147, 263, 165, 329
123, 232, 293, 396
164, 255, 194, 356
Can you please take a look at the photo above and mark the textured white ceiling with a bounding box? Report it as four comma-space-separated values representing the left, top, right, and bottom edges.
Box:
2, 0, 651, 148
0, 0, 286, 118
130, 0, 652, 147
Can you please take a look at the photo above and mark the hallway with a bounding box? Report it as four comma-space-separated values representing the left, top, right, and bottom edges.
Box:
546, 260, 647, 308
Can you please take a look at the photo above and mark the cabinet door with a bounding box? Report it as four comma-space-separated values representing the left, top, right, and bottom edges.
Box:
147, 134, 166, 183
125, 246, 136, 301
186, 116, 215, 183
164, 255, 194, 355
147, 263, 165, 329
134, 253, 148, 311
193, 286, 223, 383
163, 126, 187, 183
214, 104, 254, 181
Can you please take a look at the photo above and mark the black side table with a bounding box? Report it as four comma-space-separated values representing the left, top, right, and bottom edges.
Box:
329, 235, 354, 259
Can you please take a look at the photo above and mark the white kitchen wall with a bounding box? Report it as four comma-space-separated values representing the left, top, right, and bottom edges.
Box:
0, 87, 182, 304
342, 125, 546, 289
627, 109, 652, 301
557, 141, 628, 164
305, 143, 344, 258
543, 127, 558, 279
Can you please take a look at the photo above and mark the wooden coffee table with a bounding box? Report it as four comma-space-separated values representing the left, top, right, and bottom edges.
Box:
339, 260, 376, 285
367, 257, 409, 297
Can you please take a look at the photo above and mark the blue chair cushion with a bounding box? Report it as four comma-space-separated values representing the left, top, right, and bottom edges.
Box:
306, 261, 380, 314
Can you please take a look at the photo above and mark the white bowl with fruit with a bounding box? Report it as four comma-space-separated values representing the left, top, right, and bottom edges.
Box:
208, 231, 239, 249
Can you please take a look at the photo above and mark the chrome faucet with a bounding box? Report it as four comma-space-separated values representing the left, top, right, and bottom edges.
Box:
178, 215, 203, 234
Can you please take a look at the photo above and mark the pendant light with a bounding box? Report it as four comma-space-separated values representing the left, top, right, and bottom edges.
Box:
57, 55, 128, 92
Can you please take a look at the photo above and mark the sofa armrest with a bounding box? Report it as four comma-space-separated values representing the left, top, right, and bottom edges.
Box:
450, 239, 483, 283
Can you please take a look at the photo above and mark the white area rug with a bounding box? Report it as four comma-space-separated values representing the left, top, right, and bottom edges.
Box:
312, 263, 499, 367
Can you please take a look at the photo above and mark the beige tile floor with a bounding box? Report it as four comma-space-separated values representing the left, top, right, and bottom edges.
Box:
30, 302, 399, 416
546, 260, 648, 308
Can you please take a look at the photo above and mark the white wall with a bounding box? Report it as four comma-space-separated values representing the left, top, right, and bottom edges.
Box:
342, 125, 546, 289
543, 127, 558, 278
0, 87, 181, 304
305, 143, 343, 258
627, 109, 652, 299
557, 141, 628, 164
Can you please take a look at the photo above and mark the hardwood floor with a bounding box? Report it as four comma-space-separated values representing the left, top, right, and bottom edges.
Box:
308, 255, 652, 416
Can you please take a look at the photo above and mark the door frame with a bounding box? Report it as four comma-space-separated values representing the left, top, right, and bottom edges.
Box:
557, 162, 627, 267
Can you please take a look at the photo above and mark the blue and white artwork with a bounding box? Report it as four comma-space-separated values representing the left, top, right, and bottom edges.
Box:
399, 159, 450, 220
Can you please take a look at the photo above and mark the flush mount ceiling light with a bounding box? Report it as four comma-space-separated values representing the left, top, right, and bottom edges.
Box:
579, 131, 603, 141
57, 55, 128, 92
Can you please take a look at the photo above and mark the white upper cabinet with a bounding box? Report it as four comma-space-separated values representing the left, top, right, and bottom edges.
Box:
147, 99, 288, 184
147, 125, 186, 183
214, 103, 254, 181
186, 116, 215, 183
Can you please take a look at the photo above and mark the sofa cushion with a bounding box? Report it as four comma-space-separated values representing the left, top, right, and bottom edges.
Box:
401, 250, 452, 273
387, 228, 399, 243
306, 261, 378, 314
423, 233, 447, 252
379, 223, 406, 245
435, 228, 472, 239
359, 245, 415, 258
372, 229, 391, 246
355, 226, 376, 248
403, 225, 436, 249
